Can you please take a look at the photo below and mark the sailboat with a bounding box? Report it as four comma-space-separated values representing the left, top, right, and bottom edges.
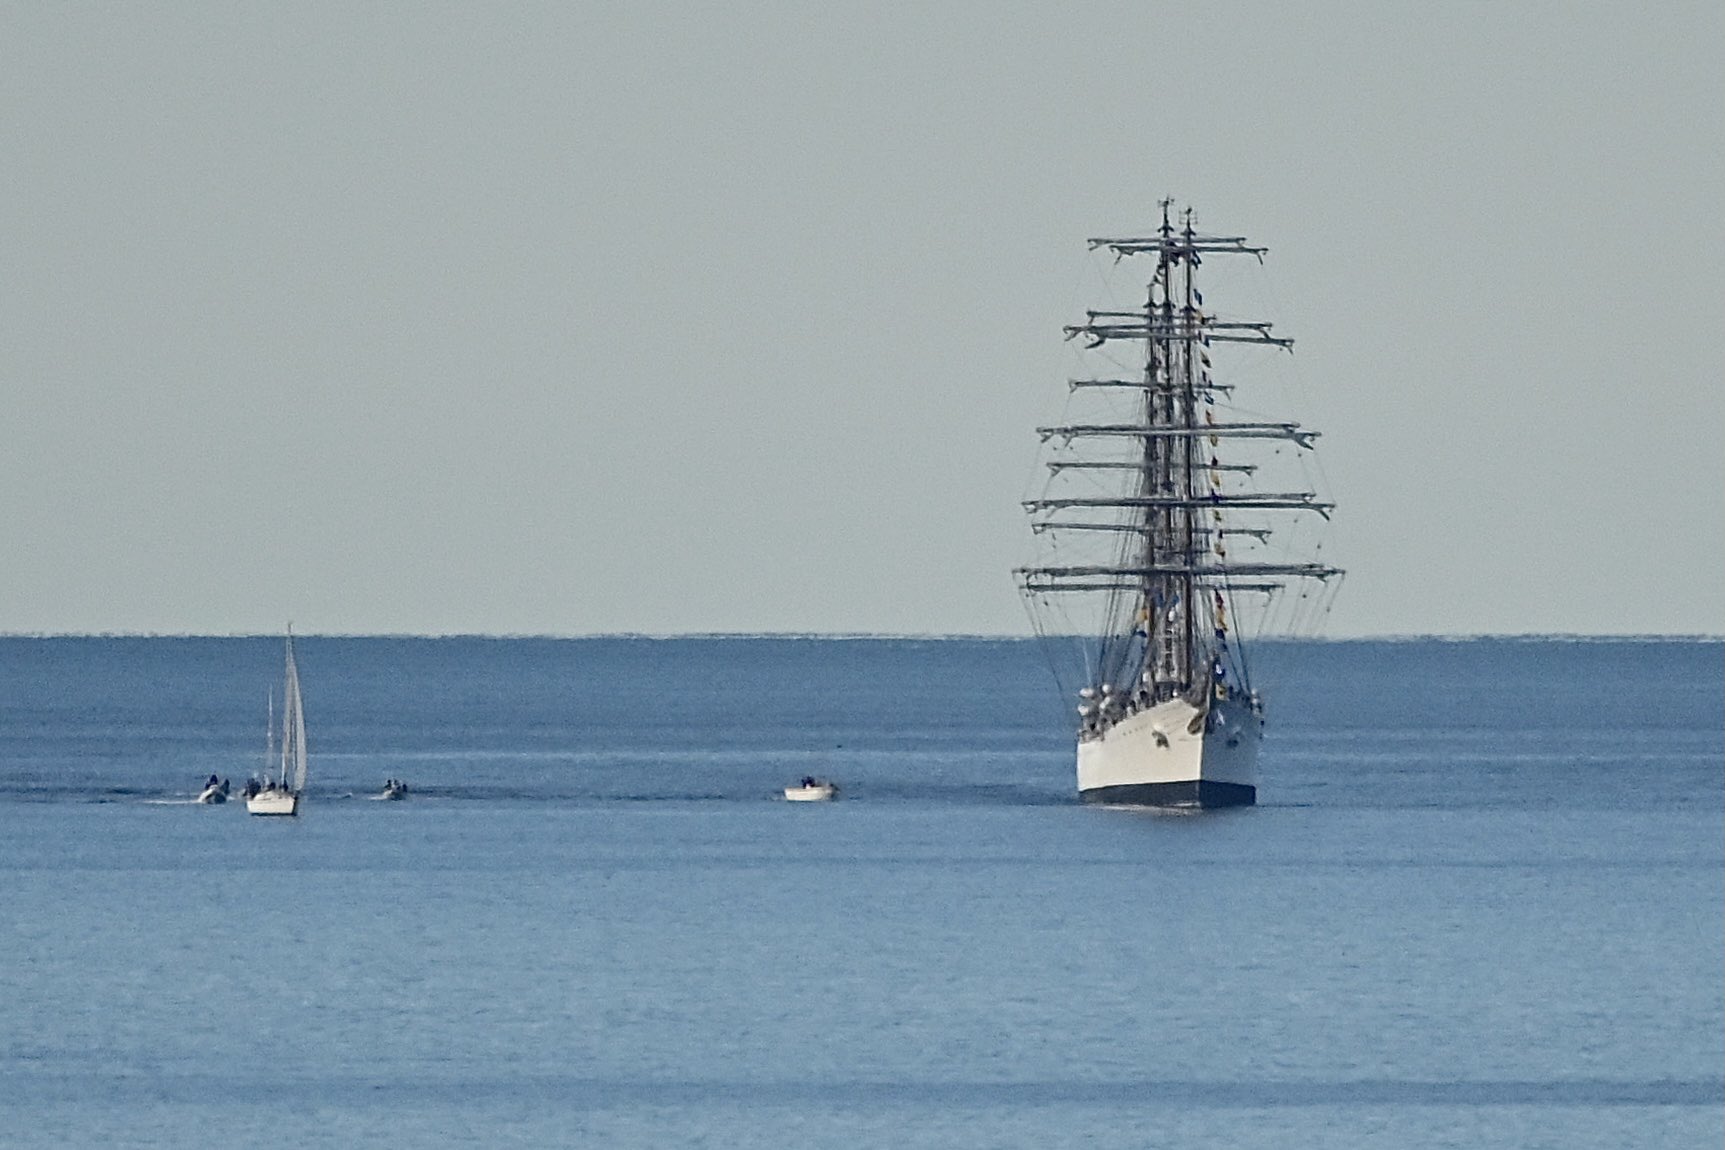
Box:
247, 631, 308, 817
1018, 202, 1340, 807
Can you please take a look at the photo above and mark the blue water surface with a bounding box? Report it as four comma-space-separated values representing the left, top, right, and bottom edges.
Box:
1, 637, 1720, 1147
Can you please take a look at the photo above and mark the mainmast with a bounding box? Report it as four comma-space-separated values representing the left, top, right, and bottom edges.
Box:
1152, 201, 1186, 695
1018, 202, 1339, 709
1176, 205, 1198, 695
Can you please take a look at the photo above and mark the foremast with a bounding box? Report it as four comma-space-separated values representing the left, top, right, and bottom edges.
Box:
1018, 202, 1339, 732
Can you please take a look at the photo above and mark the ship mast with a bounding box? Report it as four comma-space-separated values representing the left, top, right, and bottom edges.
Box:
1152, 200, 1184, 696
1019, 202, 1338, 709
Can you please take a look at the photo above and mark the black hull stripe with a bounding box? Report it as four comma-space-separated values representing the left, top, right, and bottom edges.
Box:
1079, 780, 1255, 808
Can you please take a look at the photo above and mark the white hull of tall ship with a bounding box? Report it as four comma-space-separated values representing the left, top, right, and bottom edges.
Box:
1076, 694, 1260, 808
246, 788, 300, 817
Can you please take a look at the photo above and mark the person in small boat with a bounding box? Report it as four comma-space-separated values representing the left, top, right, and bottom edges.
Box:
800, 776, 816, 788
206, 774, 219, 789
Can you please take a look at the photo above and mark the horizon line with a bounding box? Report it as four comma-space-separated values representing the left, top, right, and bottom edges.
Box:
0, 630, 1719, 643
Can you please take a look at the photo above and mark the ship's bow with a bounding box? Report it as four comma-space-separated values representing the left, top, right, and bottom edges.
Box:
1076, 695, 1259, 808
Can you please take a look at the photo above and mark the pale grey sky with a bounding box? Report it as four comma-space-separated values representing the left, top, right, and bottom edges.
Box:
3, 2, 1720, 635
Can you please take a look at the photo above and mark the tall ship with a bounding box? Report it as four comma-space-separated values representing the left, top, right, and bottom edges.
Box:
1018, 202, 1340, 808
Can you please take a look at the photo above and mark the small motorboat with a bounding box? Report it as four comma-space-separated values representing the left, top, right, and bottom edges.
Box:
196, 776, 230, 805
783, 776, 838, 802
378, 778, 408, 801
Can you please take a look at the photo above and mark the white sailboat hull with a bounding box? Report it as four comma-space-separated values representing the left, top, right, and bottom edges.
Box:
246, 790, 300, 817
1076, 694, 1260, 807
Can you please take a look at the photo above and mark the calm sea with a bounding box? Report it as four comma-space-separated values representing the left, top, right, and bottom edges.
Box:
1, 637, 1720, 1148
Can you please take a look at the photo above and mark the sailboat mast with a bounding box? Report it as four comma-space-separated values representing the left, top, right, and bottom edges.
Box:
265, 688, 274, 781
280, 634, 293, 787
